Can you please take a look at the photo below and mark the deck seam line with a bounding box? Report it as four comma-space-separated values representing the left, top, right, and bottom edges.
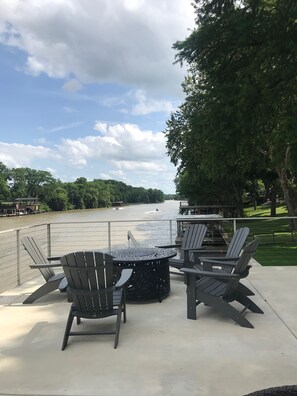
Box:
247, 279, 297, 340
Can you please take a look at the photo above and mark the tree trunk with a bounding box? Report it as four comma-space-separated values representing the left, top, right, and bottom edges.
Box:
276, 166, 297, 230
270, 186, 277, 217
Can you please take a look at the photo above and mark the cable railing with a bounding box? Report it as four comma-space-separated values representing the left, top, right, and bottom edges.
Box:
0, 216, 296, 294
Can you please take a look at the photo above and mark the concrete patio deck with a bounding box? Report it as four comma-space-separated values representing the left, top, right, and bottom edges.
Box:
1, 262, 297, 396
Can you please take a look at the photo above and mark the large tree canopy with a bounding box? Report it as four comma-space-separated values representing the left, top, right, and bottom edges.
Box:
165, 0, 297, 220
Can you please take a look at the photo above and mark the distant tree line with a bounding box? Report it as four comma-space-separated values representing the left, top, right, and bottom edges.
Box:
0, 163, 165, 211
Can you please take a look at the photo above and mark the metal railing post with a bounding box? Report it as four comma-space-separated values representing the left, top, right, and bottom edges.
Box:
16, 229, 21, 286
108, 222, 111, 252
47, 223, 51, 256
169, 220, 173, 245
233, 219, 237, 234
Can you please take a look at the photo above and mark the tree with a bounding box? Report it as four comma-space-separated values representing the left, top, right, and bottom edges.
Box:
46, 187, 68, 211
0, 162, 10, 201
165, 0, 297, 224
65, 183, 85, 209
92, 179, 111, 207
147, 188, 164, 203
9, 167, 55, 199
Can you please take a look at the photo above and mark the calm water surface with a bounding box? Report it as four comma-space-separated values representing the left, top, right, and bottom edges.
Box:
0, 200, 180, 232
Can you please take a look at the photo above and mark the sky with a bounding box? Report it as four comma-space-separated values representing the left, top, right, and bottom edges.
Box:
0, 0, 195, 194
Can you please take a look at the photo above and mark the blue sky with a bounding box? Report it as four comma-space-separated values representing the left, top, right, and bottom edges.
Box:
0, 0, 195, 193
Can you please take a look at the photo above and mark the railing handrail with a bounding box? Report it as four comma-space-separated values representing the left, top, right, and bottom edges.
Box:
1, 215, 297, 235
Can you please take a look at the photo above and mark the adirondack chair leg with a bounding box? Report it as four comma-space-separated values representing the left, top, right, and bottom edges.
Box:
186, 274, 198, 320
122, 292, 127, 323
238, 282, 255, 296
196, 291, 255, 328
114, 307, 123, 349
23, 279, 62, 304
61, 308, 75, 350
218, 300, 254, 328
236, 292, 264, 314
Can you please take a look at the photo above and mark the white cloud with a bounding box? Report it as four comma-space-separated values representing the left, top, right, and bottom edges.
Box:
63, 79, 82, 93
130, 89, 175, 115
111, 160, 167, 172
0, 0, 195, 96
94, 122, 108, 134
0, 1, 186, 193
99, 89, 176, 117
57, 122, 166, 166
0, 142, 59, 168
63, 106, 76, 113
54, 122, 176, 191
50, 121, 85, 132
0, 121, 177, 192
34, 137, 47, 144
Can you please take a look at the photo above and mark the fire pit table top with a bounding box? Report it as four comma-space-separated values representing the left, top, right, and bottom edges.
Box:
110, 247, 177, 262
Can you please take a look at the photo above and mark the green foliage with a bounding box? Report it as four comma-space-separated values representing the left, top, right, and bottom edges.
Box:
46, 187, 68, 211
9, 167, 55, 199
0, 163, 10, 201
165, 0, 297, 219
0, 162, 165, 211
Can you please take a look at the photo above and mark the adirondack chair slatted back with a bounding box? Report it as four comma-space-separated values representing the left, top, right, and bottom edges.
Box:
219, 227, 250, 273
181, 224, 208, 261
226, 227, 250, 257
61, 251, 116, 318
22, 236, 55, 281
224, 238, 260, 296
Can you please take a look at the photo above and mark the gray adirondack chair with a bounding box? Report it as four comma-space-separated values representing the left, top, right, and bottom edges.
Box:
190, 227, 253, 295
21, 236, 67, 304
158, 224, 208, 273
180, 239, 263, 328
192, 227, 250, 267
60, 251, 133, 350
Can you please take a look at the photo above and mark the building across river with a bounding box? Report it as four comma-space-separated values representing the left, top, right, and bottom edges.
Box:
0, 198, 40, 217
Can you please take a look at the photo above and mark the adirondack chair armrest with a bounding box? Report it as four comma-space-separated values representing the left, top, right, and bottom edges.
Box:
29, 263, 63, 269
47, 256, 61, 261
184, 246, 207, 252
180, 267, 239, 279
115, 269, 133, 288
201, 258, 236, 266
200, 256, 240, 262
156, 243, 181, 249
197, 258, 237, 272
194, 248, 227, 254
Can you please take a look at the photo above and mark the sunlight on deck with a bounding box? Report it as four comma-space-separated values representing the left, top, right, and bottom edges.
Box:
0, 262, 297, 396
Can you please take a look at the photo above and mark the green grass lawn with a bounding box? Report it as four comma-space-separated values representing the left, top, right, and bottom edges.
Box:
254, 242, 297, 266
241, 204, 297, 266
244, 204, 288, 217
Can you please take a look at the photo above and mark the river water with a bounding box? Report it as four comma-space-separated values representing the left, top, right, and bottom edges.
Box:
0, 200, 180, 232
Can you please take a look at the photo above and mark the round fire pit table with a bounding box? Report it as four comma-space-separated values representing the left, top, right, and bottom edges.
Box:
110, 247, 177, 302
